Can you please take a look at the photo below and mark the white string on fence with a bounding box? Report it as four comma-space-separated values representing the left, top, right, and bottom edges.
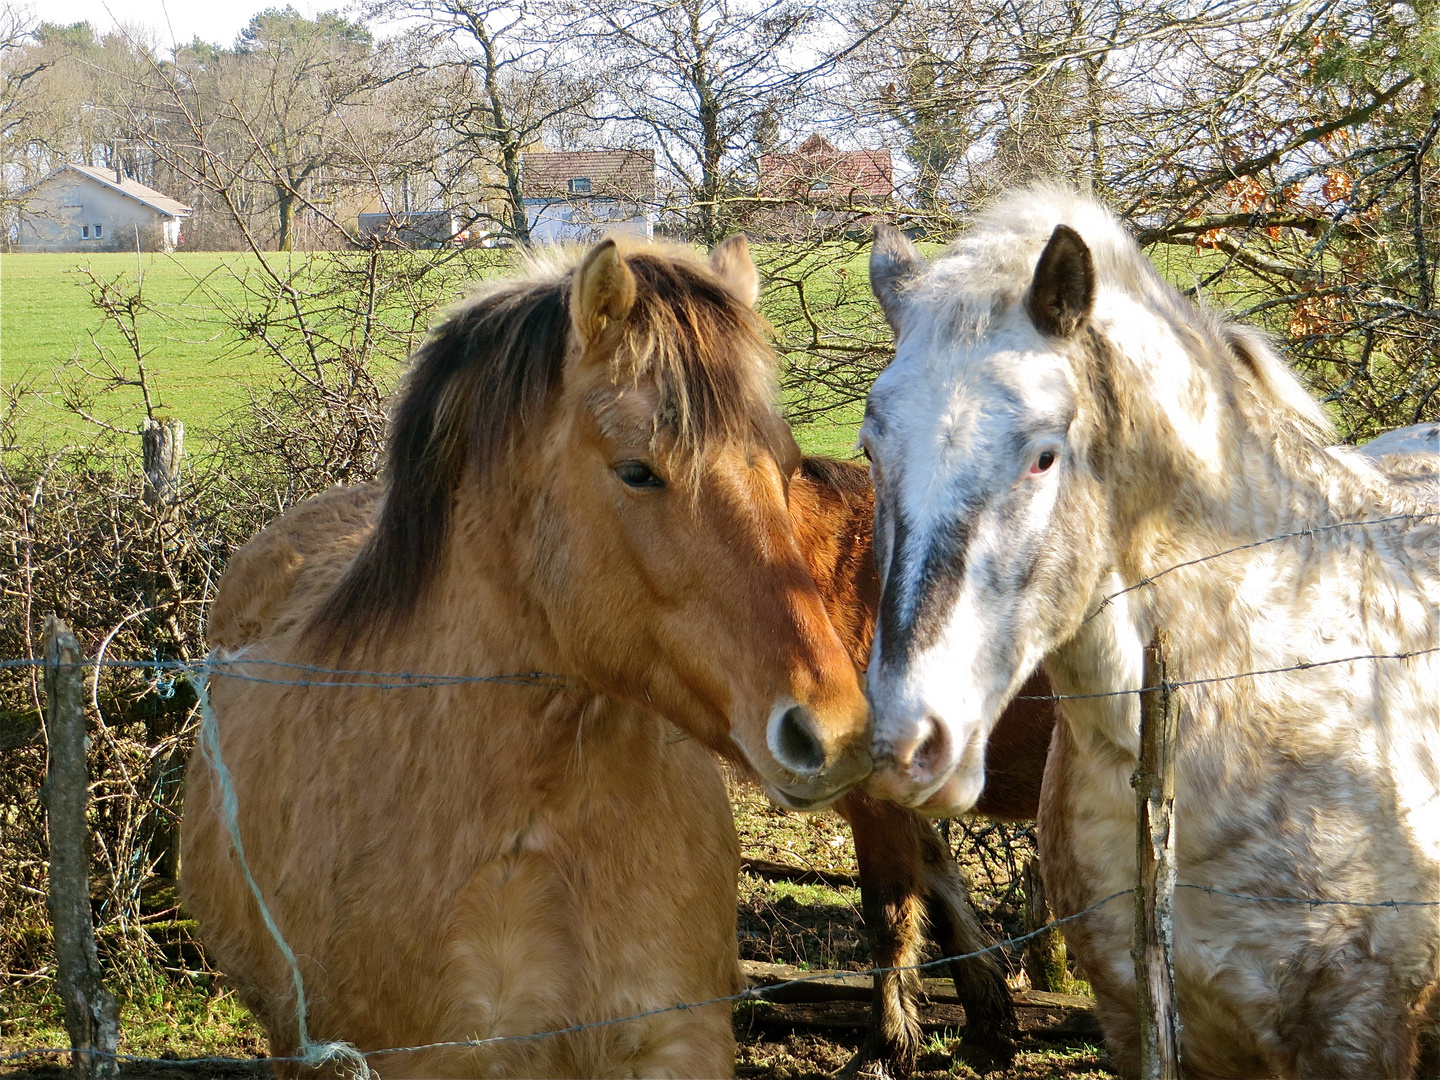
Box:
188, 666, 374, 1078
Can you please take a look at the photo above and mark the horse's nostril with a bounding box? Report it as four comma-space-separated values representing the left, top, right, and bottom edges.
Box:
773, 705, 826, 775
906, 716, 950, 776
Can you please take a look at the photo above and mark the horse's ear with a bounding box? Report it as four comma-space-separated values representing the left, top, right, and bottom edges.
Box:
870, 224, 924, 332
1026, 224, 1094, 338
709, 234, 760, 307
573, 238, 637, 345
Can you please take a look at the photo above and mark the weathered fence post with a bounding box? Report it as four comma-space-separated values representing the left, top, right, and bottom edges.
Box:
42, 616, 120, 1078
140, 415, 189, 878
141, 416, 183, 508
1131, 631, 1181, 1079
1022, 856, 1068, 993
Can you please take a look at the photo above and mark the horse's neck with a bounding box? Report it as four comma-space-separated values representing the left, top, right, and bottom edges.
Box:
1044, 574, 1146, 762
1105, 331, 1425, 608
395, 489, 568, 680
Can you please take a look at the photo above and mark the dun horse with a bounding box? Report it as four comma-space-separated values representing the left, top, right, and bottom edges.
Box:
185, 237, 874, 1077
185, 236, 1052, 1078
861, 189, 1438, 1078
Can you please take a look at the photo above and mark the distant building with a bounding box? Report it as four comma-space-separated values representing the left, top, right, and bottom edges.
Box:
521, 149, 655, 243
756, 135, 893, 238
15, 164, 191, 253
356, 210, 461, 249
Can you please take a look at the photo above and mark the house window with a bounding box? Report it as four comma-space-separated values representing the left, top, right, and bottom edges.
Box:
809, 181, 830, 193
94, 224, 103, 237
568, 178, 591, 195
81, 225, 90, 238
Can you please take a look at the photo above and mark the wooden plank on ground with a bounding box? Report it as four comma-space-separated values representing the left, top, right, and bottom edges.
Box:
740, 961, 1102, 1041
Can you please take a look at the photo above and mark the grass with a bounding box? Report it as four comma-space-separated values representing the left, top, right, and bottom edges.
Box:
0, 248, 872, 459
1, 253, 273, 440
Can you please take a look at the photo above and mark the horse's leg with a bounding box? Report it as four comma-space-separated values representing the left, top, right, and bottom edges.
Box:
836, 790, 927, 1078
918, 839, 1018, 1066
838, 792, 1017, 1077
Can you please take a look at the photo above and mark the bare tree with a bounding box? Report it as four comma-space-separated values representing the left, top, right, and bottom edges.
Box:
838, 0, 1437, 434
565, 0, 832, 244
369, 0, 597, 245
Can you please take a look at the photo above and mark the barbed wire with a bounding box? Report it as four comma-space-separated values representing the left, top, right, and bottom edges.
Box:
3, 644, 1435, 703
1082, 511, 1438, 625
1013, 646, 1440, 702
0, 655, 567, 690
4, 878, 1436, 1075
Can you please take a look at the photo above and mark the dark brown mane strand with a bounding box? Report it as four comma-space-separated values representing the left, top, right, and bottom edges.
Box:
308, 276, 571, 647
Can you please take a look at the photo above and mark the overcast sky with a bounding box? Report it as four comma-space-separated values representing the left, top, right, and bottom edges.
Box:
32, 0, 344, 49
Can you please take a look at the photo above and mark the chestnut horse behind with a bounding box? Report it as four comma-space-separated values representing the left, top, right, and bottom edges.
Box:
794, 457, 1053, 1075
185, 237, 872, 1077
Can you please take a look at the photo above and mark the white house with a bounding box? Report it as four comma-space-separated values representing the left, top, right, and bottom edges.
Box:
15, 164, 192, 253
521, 149, 654, 244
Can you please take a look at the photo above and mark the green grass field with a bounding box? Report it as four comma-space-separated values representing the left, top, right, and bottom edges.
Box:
2, 253, 272, 441
0, 248, 875, 458
0, 241, 1251, 461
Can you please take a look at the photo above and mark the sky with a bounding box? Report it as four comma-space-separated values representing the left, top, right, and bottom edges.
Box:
30, 0, 342, 49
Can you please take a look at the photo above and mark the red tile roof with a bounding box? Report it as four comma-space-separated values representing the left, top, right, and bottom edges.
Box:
758, 136, 893, 202
522, 149, 656, 201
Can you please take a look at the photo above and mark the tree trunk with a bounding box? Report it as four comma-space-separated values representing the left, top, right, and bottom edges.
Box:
276, 188, 295, 251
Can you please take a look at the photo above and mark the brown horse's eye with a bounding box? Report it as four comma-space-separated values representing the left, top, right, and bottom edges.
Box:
616, 460, 664, 489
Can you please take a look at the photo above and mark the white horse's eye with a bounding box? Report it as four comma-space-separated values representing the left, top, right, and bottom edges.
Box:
1031, 450, 1057, 474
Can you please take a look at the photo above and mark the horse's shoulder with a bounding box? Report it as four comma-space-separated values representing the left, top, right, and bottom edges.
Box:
209, 483, 382, 651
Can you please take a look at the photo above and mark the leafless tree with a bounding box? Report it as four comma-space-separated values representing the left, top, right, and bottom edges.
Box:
563, 0, 840, 244
368, 0, 598, 244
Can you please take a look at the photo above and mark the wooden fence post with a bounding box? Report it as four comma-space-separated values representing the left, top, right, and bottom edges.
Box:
141, 416, 183, 508
1132, 630, 1181, 1080
1022, 856, 1068, 993
43, 616, 120, 1078
140, 416, 186, 878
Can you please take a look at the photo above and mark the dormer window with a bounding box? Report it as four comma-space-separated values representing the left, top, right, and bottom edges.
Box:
568, 178, 591, 195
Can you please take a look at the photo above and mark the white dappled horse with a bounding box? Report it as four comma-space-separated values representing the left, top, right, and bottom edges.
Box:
860, 188, 1438, 1078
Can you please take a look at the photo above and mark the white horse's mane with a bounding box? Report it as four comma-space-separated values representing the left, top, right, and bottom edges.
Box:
918, 185, 1335, 442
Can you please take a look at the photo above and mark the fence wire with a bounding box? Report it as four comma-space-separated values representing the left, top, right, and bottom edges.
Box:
4, 510, 1436, 1075
4, 880, 1435, 1076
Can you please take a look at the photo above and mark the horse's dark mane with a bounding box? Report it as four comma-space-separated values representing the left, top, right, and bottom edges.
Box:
308, 247, 774, 649
800, 456, 871, 505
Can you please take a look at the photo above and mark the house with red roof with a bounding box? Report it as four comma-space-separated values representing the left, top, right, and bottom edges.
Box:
521, 149, 656, 243
15, 164, 192, 252
756, 135, 893, 237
